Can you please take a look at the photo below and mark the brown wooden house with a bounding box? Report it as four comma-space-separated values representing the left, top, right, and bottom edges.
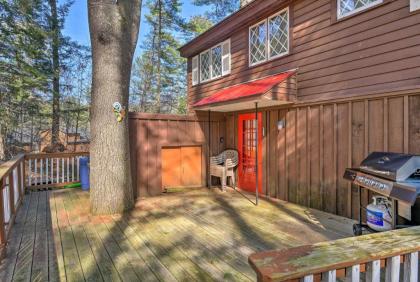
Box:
39, 130, 89, 153
169, 0, 420, 219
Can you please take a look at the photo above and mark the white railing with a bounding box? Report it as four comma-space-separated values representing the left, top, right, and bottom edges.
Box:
249, 226, 420, 282
25, 152, 88, 189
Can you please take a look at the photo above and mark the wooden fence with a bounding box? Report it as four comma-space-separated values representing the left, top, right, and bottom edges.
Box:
129, 112, 226, 198
249, 226, 420, 282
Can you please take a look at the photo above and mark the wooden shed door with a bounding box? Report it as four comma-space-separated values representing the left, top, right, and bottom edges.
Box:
162, 146, 202, 189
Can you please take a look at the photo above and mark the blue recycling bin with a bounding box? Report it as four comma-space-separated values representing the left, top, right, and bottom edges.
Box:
80, 157, 90, 191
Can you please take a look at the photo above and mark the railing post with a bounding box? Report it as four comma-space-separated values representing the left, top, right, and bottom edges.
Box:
386, 255, 401, 282
403, 252, 418, 282
0, 178, 5, 245
303, 275, 314, 282
346, 265, 360, 282
17, 162, 22, 200
22, 159, 26, 194
322, 270, 336, 282
8, 172, 14, 215
367, 260, 381, 282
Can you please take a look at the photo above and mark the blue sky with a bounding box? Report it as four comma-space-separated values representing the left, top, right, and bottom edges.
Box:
62, 1, 208, 56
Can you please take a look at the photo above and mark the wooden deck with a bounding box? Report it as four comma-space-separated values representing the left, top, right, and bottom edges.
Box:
0, 188, 355, 281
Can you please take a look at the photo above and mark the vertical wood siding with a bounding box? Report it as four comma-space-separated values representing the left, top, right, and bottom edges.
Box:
129, 113, 226, 198
261, 93, 420, 219
128, 93, 420, 220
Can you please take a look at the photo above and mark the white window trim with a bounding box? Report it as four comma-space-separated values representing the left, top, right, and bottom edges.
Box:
198, 39, 231, 84
268, 7, 290, 60
248, 6, 290, 67
249, 18, 268, 67
337, 0, 383, 19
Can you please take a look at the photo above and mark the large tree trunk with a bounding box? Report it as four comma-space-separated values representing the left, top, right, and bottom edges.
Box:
49, 0, 61, 145
88, 0, 142, 214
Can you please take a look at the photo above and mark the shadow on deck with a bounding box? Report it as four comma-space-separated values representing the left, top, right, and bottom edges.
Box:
0, 188, 355, 281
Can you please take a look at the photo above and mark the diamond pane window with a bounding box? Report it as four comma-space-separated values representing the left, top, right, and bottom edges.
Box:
338, 0, 382, 18
196, 39, 230, 84
249, 7, 289, 66
200, 50, 211, 82
268, 9, 289, 59
211, 45, 222, 79
249, 21, 267, 65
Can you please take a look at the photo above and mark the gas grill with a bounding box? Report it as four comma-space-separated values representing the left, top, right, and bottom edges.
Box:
344, 152, 420, 235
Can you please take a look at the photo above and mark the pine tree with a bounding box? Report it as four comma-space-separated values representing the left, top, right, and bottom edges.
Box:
185, 15, 213, 39
0, 0, 90, 159
192, 0, 239, 22
130, 0, 186, 114
0, 0, 50, 158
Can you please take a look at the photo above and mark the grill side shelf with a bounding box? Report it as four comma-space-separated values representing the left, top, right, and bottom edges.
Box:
344, 168, 418, 205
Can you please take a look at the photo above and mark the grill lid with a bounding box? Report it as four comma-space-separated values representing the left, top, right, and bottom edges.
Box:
359, 152, 420, 182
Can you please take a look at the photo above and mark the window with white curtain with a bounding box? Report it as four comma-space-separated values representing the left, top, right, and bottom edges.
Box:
337, 0, 383, 19
249, 7, 289, 66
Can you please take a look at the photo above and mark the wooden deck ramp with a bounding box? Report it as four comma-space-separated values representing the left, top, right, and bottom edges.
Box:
0, 188, 355, 281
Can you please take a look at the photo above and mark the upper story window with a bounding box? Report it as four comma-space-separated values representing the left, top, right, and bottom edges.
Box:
192, 39, 231, 86
200, 50, 211, 82
249, 7, 289, 67
338, 0, 383, 19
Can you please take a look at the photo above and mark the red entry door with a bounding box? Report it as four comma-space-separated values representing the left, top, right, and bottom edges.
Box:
238, 113, 263, 193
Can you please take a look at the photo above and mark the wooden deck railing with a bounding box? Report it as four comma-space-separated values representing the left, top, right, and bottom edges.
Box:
25, 152, 89, 190
0, 152, 88, 260
0, 154, 26, 259
249, 226, 420, 282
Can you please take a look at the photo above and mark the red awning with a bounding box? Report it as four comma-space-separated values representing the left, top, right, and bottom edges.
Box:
193, 70, 297, 111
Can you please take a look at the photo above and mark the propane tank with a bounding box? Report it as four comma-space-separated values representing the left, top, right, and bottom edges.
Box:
366, 196, 392, 232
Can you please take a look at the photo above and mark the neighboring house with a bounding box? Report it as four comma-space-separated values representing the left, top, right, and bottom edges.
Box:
177, 0, 420, 216
39, 130, 89, 153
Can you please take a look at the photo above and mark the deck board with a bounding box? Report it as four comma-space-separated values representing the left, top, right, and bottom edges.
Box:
0, 189, 32, 282
31, 190, 49, 282
12, 191, 40, 282
0, 188, 355, 281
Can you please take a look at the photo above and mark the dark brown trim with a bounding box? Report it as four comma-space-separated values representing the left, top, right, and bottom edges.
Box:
288, 2, 295, 56
331, 0, 338, 24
